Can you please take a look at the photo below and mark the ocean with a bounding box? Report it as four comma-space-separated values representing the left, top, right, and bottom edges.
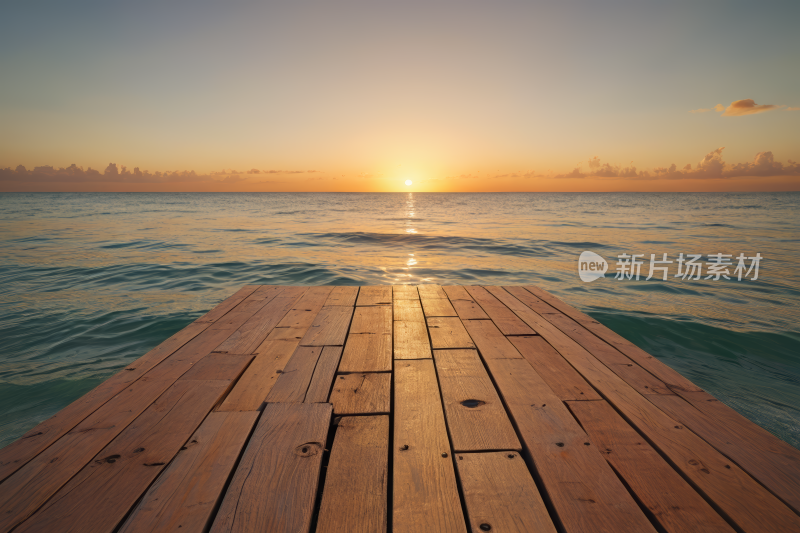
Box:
1, 192, 798, 449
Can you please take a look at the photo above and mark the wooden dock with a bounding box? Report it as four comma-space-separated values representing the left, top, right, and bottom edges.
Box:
1, 285, 799, 533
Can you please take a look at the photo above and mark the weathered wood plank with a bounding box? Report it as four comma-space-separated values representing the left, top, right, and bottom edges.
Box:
485, 357, 656, 533
451, 299, 490, 320
325, 286, 359, 306
316, 416, 389, 533
118, 411, 259, 533
299, 306, 354, 346
442, 285, 472, 301
417, 284, 447, 299
214, 287, 307, 354
394, 359, 466, 532
210, 403, 332, 533
392, 285, 419, 300
356, 285, 392, 306
466, 286, 536, 335
427, 316, 475, 350
305, 346, 344, 403
265, 346, 324, 403
275, 286, 334, 329
13, 357, 251, 533
461, 319, 522, 359
338, 333, 393, 372
329, 373, 391, 415
0, 320, 212, 483
350, 306, 392, 335
393, 298, 424, 322
568, 400, 736, 533
433, 349, 521, 452
218, 340, 299, 411
648, 391, 800, 514
394, 320, 432, 359
421, 298, 458, 317
194, 285, 261, 323
508, 335, 601, 401
455, 451, 557, 533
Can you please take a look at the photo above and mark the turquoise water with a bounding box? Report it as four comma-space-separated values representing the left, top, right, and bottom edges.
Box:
1, 192, 798, 448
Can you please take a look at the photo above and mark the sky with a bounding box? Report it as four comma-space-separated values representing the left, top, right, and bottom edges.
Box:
1, 0, 798, 192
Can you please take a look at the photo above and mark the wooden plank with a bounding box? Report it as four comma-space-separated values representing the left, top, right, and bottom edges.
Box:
299, 306, 354, 346
305, 346, 344, 403
194, 285, 261, 323
509, 335, 601, 401
0, 320, 211, 483
393, 299, 424, 322
451, 299, 490, 320
466, 286, 535, 335
214, 287, 307, 354
495, 288, 800, 532
218, 340, 299, 411
316, 416, 389, 533
433, 349, 521, 452
265, 346, 324, 403
394, 359, 466, 532
421, 298, 458, 317
118, 411, 259, 533
455, 451, 557, 533
417, 284, 447, 299
392, 285, 419, 300
461, 319, 521, 359
648, 391, 800, 514
325, 286, 359, 306
520, 286, 701, 392
275, 286, 333, 328
485, 357, 657, 533
427, 316, 475, 350
13, 363, 249, 533
0, 319, 258, 531
356, 285, 392, 306
264, 326, 307, 341
338, 333, 392, 372
394, 320, 432, 359
568, 400, 736, 533
350, 306, 392, 335
210, 403, 332, 533
329, 373, 391, 415
442, 285, 472, 300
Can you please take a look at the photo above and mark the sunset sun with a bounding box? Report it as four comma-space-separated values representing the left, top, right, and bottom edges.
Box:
405, 180, 413, 186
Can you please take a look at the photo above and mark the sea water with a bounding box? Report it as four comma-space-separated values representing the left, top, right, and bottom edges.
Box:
1, 192, 798, 448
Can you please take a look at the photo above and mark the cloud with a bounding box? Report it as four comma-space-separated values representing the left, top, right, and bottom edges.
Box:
721, 99, 782, 116
554, 149, 800, 180
788, 107, 800, 111
714, 104, 725, 112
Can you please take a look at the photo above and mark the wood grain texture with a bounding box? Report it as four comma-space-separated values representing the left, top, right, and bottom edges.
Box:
392, 285, 419, 300
509, 335, 601, 401
421, 298, 458, 317
339, 333, 393, 372
393, 298, 425, 322
394, 359, 466, 533
394, 320, 432, 359
265, 346, 324, 403
455, 451, 557, 533
218, 340, 299, 411
316, 416, 389, 533
305, 346, 344, 403
417, 284, 448, 299
427, 316, 475, 350
0, 320, 211, 483
484, 357, 657, 533
465, 286, 536, 335
451, 299, 490, 320
275, 286, 333, 328
568, 400, 735, 533
442, 285, 472, 301
300, 306, 354, 346
350, 306, 392, 335
461, 319, 522, 359
14, 377, 238, 533
194, 285, 261, 323
434, 349, 521, 452
329, 373, 391, 415
211, 403, 332, 533
118, 411, 259, 533
325, 286, 359, 306
356, 285, 392, 306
